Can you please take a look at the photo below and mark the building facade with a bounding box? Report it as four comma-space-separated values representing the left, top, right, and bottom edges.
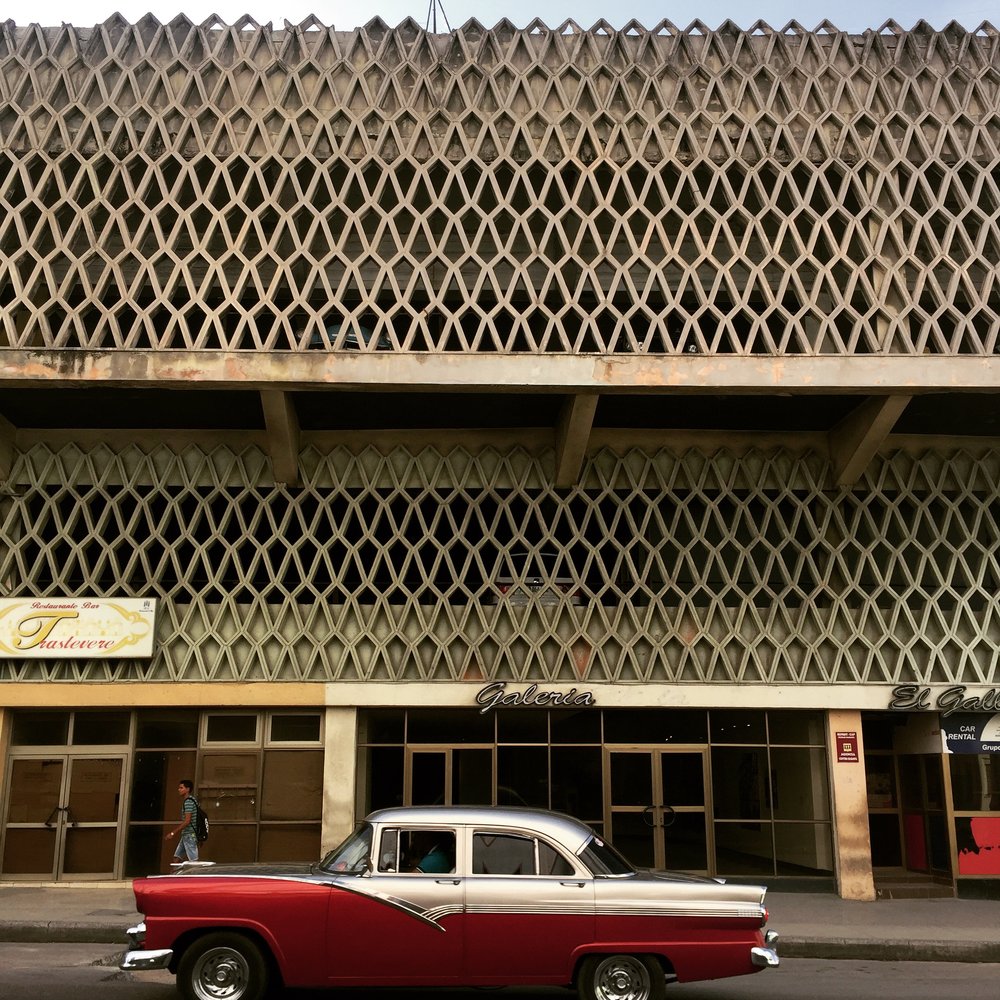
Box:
0, 15, 998, 898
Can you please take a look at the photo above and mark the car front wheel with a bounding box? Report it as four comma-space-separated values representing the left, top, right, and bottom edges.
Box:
578, 953, 666, 1000
177, 932, 269, 1000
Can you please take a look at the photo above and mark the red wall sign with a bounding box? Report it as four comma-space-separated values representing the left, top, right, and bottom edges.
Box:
836, 732, 859, 763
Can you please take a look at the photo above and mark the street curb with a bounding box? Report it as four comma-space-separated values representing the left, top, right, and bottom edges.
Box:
780, 937, 1000, 963
0, 922, 128, 944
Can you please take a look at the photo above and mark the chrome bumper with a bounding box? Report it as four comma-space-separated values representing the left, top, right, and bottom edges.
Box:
751, 929, 780, 968
121, 948, 173, 971
121, 921, 173, 972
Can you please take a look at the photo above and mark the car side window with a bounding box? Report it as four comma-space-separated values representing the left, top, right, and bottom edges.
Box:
378, 828, 400, 872
473, 832, 574, 876
379, 829, 457, 874
538, 840, 574, 876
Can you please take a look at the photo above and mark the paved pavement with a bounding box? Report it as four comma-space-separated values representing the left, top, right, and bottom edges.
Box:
1, 882, 999, 963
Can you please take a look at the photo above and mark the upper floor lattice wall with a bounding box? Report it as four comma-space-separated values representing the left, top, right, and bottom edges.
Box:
0, 17, 998, 354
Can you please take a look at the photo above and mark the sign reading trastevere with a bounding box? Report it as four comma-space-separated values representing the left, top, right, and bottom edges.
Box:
0, 598, 157, 658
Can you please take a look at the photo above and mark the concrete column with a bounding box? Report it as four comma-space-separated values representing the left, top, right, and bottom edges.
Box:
322, 706, 358, 854
827, 709, 876, 900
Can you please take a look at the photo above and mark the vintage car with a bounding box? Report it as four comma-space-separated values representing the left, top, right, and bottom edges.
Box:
121, 805, 779, 1000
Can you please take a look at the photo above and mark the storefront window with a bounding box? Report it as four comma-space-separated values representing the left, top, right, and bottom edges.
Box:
768, 711, 825, 745
551, 747, 602, 820
497, 747, 548, 807
952, 754, 1000, 877
11, 712, 69, 746
550, 709, 600, 744
408, 709, 493, 743
136, 710, 198, 748
712, 747, 767, 822
123, 709, 324, 876
359, 707, 832, 879
270, 714, 321, 743
770, 748, 830, 821
362, 746, 404, 810
206, 714, 258, 743
72, 712, 130, 745
950, 755, 1000, 811
710, 710, 767, 744
497, 710, 548, 744
360, 710, 404, 743
604, 709, 707, 744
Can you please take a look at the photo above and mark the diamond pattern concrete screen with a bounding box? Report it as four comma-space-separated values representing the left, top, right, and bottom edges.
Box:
0, 441, 996, 685
0, 18, 997, 354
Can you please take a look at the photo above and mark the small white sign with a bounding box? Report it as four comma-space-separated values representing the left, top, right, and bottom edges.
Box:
0, 598, 157, 659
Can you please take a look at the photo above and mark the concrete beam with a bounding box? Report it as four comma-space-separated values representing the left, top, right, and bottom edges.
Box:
260, 389, 301, 486
828, 395, 912, 487
554, 394, 598, 487
0, 351, 998, 394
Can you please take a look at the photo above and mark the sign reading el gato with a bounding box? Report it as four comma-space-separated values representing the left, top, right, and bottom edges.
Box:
889, 683, 1000, 717
0, 598, 157, 658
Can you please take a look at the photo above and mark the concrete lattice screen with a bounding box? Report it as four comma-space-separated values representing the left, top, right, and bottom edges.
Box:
0, 442, 996, 685
0, 17, 997, 354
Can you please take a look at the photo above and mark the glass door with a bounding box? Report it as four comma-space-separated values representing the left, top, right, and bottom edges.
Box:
899, 754, 950, 877
1, 754, 126, 879
606, 749, 710, 873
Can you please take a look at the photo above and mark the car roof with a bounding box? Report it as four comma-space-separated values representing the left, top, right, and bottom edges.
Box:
363, 805, 595, 854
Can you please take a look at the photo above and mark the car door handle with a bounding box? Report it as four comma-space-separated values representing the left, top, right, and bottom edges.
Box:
560, 881, 586, 887
435, 879, 460, 885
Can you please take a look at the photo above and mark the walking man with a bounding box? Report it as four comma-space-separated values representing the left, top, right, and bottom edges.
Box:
165, 778, 199, 865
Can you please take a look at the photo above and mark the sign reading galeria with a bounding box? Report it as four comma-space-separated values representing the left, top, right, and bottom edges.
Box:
0, 598, 157, 658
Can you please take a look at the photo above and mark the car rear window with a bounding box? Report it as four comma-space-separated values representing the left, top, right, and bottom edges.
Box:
472, 832, 573, 876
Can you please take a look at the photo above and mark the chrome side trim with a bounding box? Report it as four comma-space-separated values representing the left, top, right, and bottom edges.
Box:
331, 880, 450, 932
751, 945, 780, 968
121, 948, 173, 971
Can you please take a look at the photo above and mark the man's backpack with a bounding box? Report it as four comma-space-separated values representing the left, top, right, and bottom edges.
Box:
193, 798, 209, 843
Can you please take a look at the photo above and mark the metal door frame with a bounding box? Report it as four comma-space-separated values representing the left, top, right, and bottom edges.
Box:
1, 750, 130, 881
603, 746, 713, 874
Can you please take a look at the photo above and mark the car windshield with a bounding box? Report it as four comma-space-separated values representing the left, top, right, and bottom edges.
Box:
318, 823, 373, 874
579, 833, 636, 876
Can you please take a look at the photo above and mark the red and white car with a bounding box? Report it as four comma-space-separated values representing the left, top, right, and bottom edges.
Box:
122, 805, 779, 1000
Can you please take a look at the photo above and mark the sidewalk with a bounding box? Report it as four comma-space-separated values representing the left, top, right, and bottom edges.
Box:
2, 883, 1000, 962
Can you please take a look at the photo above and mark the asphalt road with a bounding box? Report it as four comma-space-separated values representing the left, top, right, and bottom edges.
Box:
0, 945, 997, 1000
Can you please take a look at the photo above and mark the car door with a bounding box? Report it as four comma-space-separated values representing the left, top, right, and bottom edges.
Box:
464, 828, 595, 983
327, 824, 464, 985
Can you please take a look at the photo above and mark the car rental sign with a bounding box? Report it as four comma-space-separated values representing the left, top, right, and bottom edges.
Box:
0, 598, 158, 658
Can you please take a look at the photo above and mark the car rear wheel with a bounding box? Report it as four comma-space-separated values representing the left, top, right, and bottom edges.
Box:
578, 954, 666, 1000
177, 932, 269, 1000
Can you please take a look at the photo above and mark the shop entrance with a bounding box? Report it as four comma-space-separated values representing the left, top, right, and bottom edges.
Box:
605, 749, 710, 873
1, 754, 126, 879
863, 713, 953, 895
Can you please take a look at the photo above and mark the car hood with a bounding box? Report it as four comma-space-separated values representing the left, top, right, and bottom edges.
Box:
164, 861, 322, 879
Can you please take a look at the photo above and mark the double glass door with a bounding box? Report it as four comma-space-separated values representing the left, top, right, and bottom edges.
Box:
607, 749, 710, 873
1, 755, 126, 879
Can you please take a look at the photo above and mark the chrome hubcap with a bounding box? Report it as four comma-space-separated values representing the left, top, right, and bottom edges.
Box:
193, 948, 249, 1000
594, 955, 652, 1000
